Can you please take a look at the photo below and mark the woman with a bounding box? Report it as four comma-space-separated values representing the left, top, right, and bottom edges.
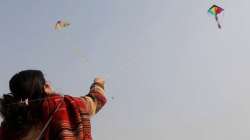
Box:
0, 70, 107, 140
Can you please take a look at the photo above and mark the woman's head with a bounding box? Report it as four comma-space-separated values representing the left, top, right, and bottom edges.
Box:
0, 70, 53, 132
9, 70, 46, 100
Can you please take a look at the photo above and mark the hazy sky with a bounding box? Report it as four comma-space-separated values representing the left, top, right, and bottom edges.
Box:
1, 0, 250, 139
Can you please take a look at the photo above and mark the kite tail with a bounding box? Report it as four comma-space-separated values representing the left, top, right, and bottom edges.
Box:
215, 15, 221, 29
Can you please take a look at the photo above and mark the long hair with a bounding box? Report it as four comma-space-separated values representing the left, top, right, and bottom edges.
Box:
0, 70, 46, 135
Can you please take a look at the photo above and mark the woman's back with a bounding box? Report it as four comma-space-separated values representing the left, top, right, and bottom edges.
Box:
0, 70, 107, 140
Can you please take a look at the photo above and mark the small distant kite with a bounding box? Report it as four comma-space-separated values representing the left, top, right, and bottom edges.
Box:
208, 5, 224, 29
55, 20, 70, 30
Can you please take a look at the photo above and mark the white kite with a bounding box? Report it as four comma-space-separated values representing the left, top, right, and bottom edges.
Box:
55, 20, 70, 30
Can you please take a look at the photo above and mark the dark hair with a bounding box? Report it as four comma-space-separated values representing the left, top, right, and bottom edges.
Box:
0, 70, 46, 134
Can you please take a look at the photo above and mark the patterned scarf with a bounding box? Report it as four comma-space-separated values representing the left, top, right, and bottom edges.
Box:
40, 93, 106, 140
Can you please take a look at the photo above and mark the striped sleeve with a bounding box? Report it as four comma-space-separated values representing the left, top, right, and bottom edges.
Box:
81, 82, 107, 116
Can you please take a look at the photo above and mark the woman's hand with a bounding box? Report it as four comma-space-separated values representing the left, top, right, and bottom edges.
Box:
94, 77, 105, 85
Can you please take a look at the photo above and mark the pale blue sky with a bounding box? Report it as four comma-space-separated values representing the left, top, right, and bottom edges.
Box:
1, 0, 250, 139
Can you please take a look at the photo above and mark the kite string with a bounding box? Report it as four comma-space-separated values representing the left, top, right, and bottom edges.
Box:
105, 52, 140, 79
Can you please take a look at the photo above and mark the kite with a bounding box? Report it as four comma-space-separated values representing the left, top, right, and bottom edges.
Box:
55, 20, 70, 30
208, 5, 224, 29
